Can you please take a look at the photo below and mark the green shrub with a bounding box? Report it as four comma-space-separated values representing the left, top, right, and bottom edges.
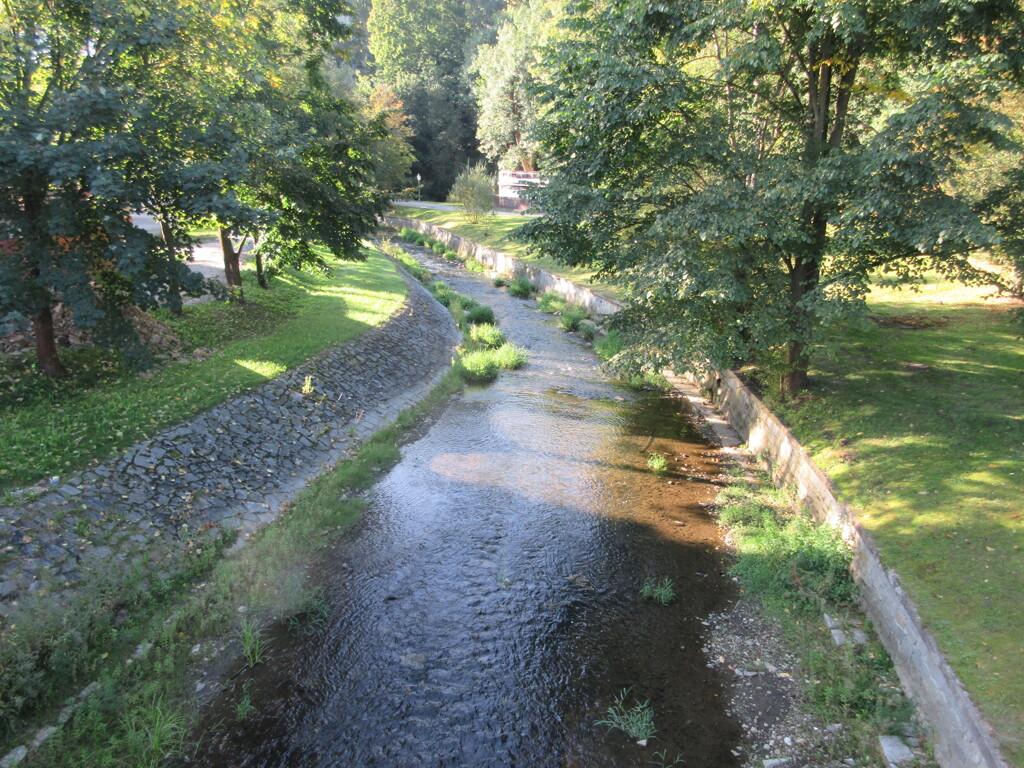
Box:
594, 329, 624, 360
465, 259, 487, 273
431, 241, 446, 254
491, 343, 527, 370
493, 276, 509, 288
559, 307, 588, 331
647, 452, 668, 474
447, 162, 495, 222
459, 349, 500, 383
508, 278, 535, 298
538, 291, 568, 314
730, 510, 857, 608
470, 324, 506, 349
399, 227, 417, 241
443, 250, 460, 261
578, 322, 598, 343
466, 305, 496, 326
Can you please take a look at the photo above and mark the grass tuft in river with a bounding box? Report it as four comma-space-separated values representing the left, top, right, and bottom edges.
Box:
596, 688, 657, 743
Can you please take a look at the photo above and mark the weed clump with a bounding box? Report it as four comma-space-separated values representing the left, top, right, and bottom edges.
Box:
470, 324, 506, 349
640, 576, 675, 605
594, 329, 624, 361
493, 276, 509, 288
537, 291, 568, 314
596, 688, 657, 743
508, 278, 535, 298
466, 305, 496, 326
647, 452, 668, 474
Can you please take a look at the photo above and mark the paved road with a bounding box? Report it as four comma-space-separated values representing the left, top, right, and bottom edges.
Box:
131, 213, 243, 284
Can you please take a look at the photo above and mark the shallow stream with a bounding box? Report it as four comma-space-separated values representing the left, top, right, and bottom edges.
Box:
195, 247, 742, 767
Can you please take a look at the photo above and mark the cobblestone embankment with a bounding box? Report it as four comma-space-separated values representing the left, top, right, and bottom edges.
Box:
0, 274, 461, 618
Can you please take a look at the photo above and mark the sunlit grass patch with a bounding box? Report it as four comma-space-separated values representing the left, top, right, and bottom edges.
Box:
765, 274, 1024, 763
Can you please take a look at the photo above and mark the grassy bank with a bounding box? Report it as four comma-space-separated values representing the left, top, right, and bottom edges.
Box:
4, 367, 464, 765
388, 204, 623, 300
0, 249, 407, 490
765, 277, 1024, 764
716, 466, 919, 763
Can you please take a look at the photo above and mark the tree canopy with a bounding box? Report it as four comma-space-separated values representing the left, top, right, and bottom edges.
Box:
522, 0, 1024, 391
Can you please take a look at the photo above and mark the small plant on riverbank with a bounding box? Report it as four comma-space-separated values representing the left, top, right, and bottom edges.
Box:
235, 682, 257, 722
597, 688, 657, 744
466, 305, 496, 326
508, 277, 535, 298
121, 697, 188, 768
470, 324, 506, 349
640, 576, 675, 605
559, 307, 588, 332
537, 291, 570, 314
717, 467, 916, 749
490, 343, 527, 370
578, 321, 598, 343
286, 587, 330, 635
301, 375, 314, 395
239, 616, 268, 668
493, 275, 509, 287
646, 452, 668, 474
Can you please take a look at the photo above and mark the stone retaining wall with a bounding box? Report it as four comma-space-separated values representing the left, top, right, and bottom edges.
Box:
384, 215, 624, 316
0, 275, 461, 618
383, 218, 1010, 768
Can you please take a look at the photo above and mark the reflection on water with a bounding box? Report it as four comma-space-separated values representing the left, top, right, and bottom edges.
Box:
195, 249, 741, 767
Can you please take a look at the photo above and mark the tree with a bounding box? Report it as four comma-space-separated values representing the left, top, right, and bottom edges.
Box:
471, 0, 562, 171
206, 1, 387, 294
366, 0, 497, 198
447, 162, 495, 220
0, 0, 215, 376
523, 0, 1024, 392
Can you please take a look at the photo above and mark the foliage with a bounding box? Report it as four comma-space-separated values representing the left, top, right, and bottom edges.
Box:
717, 479, 856, 610
596, 689, 657, 742
522, 0, 1024, 391
470, 0, 562, 171
238, 616, 268, 667
0, 0, 217, 375
645, 453, 668, 475
366, 0, 495, 198
558, 306, 587, 331
639, 576, 675, 605
466, 305, 497, 326
447, 163, 496, 222
508, 278, 536, 298
469, 323, 506, 349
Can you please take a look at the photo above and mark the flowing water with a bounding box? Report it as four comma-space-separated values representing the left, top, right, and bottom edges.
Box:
195, 247, 742, 767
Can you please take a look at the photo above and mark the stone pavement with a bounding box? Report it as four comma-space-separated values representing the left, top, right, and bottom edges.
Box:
0, 273, 461, 618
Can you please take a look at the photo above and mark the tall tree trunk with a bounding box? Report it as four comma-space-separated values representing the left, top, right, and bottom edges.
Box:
218, 228, 244, 301
253, 250, 268, 289
781, 340, 809, 393
33, 304, 67, 378
159, 215, 184, 315
782, 254, 820, 394
158, 216, 174, 245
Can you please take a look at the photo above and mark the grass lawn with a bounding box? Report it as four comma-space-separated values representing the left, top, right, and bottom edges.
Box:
0, 247, 406, 490
389, 204, 624, 300
767, 276, 1024, 764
